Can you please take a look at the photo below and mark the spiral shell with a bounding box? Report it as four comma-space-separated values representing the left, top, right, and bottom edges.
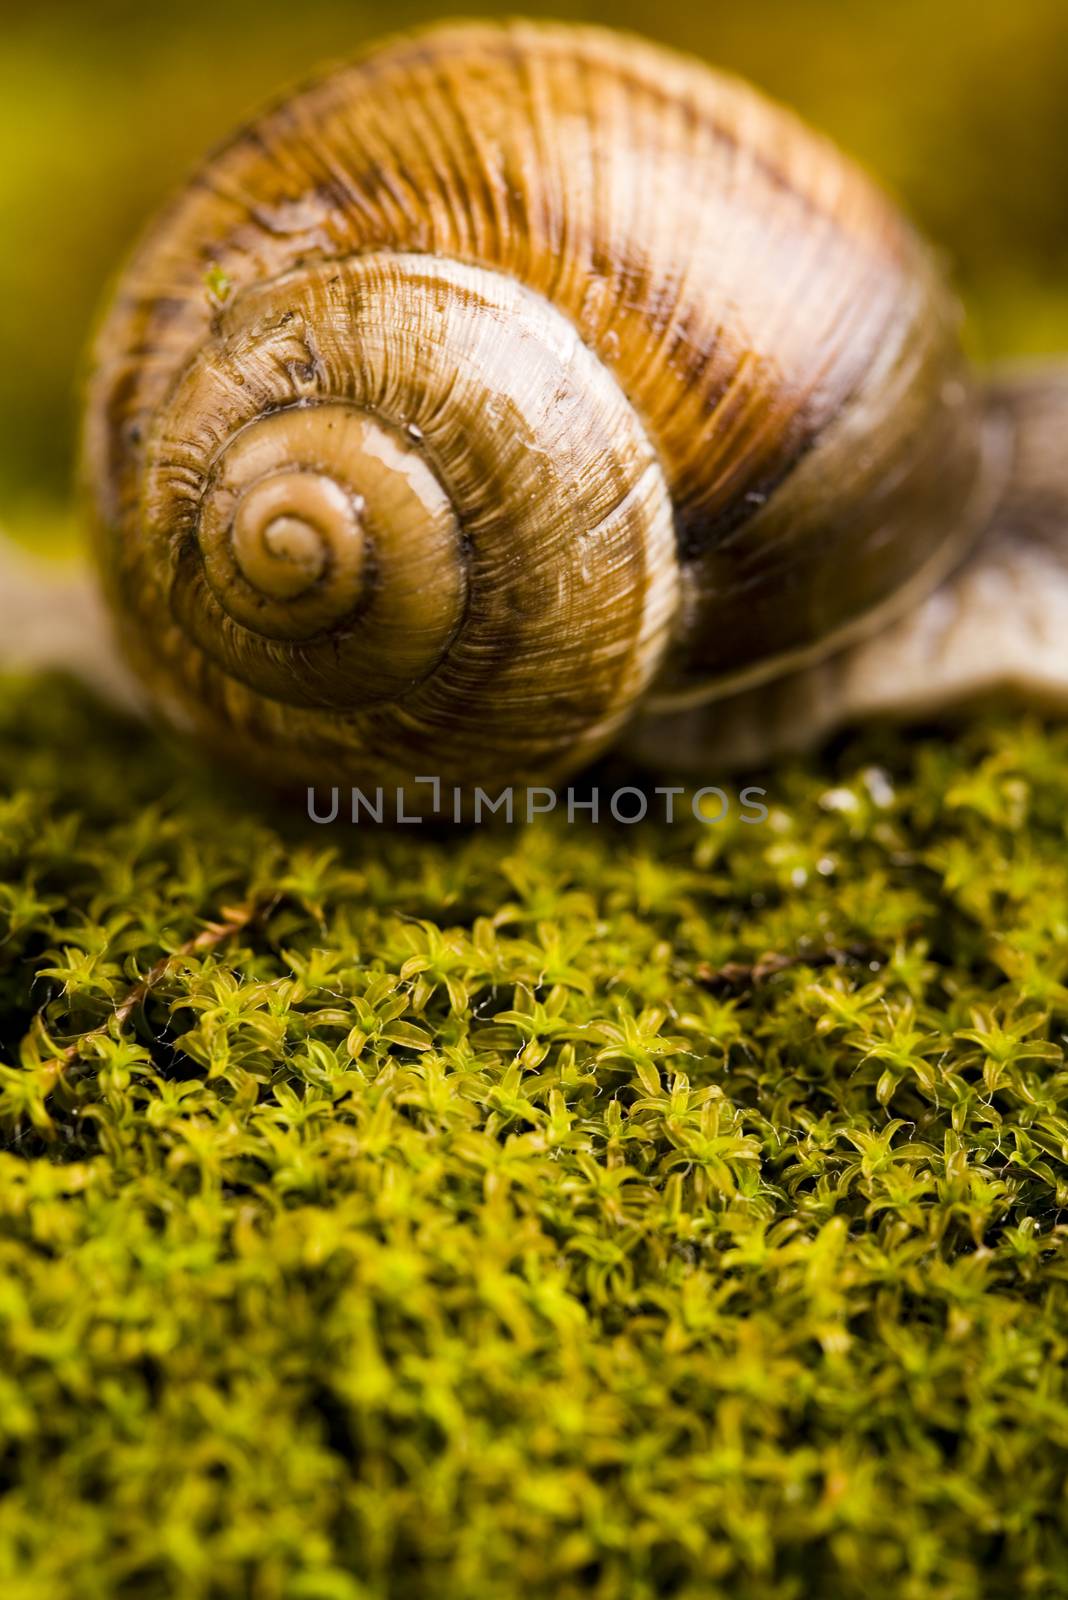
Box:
83, 19, 991, 790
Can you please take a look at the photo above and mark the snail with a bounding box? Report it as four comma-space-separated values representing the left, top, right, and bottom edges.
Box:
50, 19, 1068, 791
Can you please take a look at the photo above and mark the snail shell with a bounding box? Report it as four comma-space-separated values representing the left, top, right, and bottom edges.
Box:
83, 19, 998, 792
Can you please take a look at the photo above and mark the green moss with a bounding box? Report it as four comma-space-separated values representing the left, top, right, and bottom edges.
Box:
204, 264, 233, 306
1, 673, 1068, 1598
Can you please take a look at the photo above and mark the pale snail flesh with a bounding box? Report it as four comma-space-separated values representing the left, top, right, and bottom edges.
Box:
75, 19, 1068, 794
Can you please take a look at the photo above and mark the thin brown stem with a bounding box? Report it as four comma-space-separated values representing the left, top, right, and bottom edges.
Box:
695, 941, 885, 995
58, 900, 264, 1068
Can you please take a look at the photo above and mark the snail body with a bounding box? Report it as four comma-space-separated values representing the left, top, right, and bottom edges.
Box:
81, 20, 1064, 792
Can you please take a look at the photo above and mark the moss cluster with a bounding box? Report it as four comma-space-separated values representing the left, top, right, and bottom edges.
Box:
1, 674, 1067, 1599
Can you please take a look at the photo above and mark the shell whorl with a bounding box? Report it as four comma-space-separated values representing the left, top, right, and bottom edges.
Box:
136, 251, 676, 782
84, 19, 990, 789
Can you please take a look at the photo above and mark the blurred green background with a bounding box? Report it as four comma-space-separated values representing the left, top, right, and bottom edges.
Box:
3, 0, 1068, 546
